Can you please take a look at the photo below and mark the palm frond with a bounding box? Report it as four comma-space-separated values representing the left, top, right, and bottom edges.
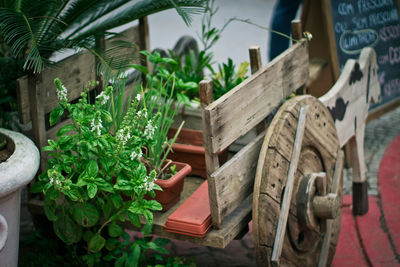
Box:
66, 0, 206, 41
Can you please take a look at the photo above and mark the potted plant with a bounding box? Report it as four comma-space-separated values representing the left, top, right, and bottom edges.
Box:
133, 78, 192, 211
0, 128, 39, 266
30, 76, 188, 266
132, 50, 248, 177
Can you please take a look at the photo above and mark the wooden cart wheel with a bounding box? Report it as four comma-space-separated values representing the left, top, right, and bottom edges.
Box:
253, 95, 344, 266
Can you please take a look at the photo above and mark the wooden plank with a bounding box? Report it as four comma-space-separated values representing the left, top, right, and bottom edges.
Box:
105, 24, 141, 66
46, 118, 74, 141
203, 42, 309, 154
28, 74, 47, 173
208, 130, 265, 226
256, 194, 320, 266
308, 57, 328, 87
291, 19, 303, 41
16, 76, 29, 124
17, 25, 141, 124
271, 105, 308, 264
249, 46, 268, 134
249, 46, 262, 74
17, 50, 96, 123
318, 150, 344, 267
321, 0, 340, 80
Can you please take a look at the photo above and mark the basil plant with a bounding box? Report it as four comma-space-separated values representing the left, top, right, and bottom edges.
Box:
31, 78, 172, 266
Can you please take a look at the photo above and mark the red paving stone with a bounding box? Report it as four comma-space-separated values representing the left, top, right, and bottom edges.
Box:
356, 196, 398, 266
378, 133, 400, 252
332, 196, 369, 267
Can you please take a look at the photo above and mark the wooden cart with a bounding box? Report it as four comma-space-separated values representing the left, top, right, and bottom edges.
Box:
120, 38, 377, 265
20, 25, 380, 266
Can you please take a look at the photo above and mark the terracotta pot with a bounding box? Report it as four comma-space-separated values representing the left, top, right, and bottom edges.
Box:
152, 161, 192, 212
0, 128, 40, 267
168, 128, 229, 178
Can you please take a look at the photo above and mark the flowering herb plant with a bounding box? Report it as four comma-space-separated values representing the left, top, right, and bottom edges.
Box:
31, 76, 180, 266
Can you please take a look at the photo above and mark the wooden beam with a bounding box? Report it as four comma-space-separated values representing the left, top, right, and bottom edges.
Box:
204, 42, 309, 154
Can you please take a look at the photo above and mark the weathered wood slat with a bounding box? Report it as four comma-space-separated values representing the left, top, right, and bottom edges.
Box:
47, 118, 74, 141
203, 42, 309, 154
17, 25, 142, 125
208, 130, 265, 226
271, 105, 308, 264
17, 50, 96, 124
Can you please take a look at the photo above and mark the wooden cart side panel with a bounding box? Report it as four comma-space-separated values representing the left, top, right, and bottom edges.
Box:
17, 51, 96, 124
208, 130, 265, 226
16, 24, 142, 125
203, 42, 309, 154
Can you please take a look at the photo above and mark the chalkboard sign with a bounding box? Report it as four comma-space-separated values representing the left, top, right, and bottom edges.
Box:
329, 0, 400, 109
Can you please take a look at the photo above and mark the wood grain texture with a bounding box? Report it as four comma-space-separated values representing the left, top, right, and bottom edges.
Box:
17, 25, 142, 125
271, 105, 308, 263
252, 95, 341, 266
208, 130, 265, 227
203, 42, 309, 154
318, 149, 344, 267
291, 19, 303, 42
249, 46, 262, 74
18, 51, 96, 124
321, 0, 340, 80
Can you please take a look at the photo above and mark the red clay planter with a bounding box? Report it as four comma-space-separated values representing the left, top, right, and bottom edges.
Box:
164, 180, 212, 237
168, 128, 228, 178
153, 161, 192, 212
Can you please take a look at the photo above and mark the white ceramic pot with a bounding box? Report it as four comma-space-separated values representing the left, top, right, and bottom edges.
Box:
0, 128, 39, 267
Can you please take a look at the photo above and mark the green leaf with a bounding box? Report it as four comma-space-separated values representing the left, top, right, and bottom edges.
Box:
53, 213, 82, 245
46, 186, 60, 200
100, 110, 112, 122
107, 223, 124, 237
49, 106, 64, 126
30, 181, 46, 193
86, 160, 98, 177
42, 145, 54, 152
58, 135, 73, 150
127, 243, 141, 267
147, 241, 168, 254
141, 223, 153, 236
111, 193, 123, 209
143, 209, 153, 225
105, 238, 118, 251
57, 124, 76, 136
73, 202, 100, 227
103, 198, 114, 219
127, 212, 141, 228
44, 198, 57, 221
47, 139, 57, 149
87, 184, 98, 199
129, 64, 149, 74
146, 200, 162, 211
82, 254, 95, 267
83, 230, 94, 243
89, 234, 106, 253
64, 185, 81, 201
